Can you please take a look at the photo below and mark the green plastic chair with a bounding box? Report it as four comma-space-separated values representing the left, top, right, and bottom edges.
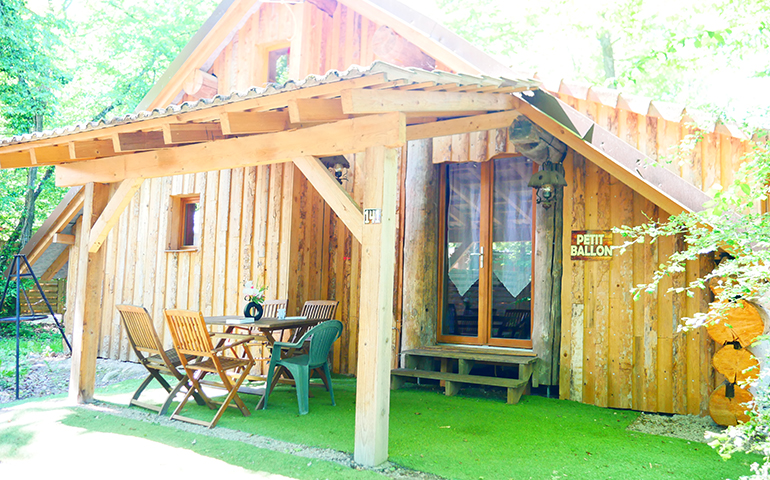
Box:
263, 320, 343, 415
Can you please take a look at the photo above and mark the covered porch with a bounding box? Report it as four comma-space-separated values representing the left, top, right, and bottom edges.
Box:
0, 62, 704, 466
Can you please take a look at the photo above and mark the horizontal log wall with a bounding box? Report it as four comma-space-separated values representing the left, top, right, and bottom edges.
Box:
559, 151, 716, 415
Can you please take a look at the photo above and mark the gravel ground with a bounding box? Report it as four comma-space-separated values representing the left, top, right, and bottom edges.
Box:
0, 351, 146, 404
627, 412, 725, 443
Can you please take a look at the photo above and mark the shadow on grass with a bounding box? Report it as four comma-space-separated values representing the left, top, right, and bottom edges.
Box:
60, 407, 386, 479
0, 424, 34, 459
93, 375, 760, 480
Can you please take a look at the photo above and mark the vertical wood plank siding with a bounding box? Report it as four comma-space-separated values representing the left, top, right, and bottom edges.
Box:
74, 2, 389, 375
559, 152, 716, 414
66, 2, 747, 409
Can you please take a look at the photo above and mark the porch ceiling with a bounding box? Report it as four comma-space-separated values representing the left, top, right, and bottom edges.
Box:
0, 62, 538, 187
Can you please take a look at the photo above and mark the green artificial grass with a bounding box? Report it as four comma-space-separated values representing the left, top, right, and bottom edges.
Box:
59, 408, 386, 479
107, 376, 757, 480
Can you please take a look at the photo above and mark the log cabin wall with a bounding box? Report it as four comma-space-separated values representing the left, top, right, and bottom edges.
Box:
559, 151, 716, 415
60, 0, 747, 398
62, 1, 446, 375
555, 93, 751, 194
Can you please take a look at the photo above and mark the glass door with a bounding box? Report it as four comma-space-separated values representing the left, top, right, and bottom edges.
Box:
438, 157, 534, 349
489, 157, 533, 348
439, 162, 486, 344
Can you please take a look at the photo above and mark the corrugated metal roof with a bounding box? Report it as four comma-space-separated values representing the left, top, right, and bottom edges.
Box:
0, 61, 539, 148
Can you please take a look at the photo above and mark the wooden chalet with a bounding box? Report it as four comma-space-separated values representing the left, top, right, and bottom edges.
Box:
0, 0, 760, 466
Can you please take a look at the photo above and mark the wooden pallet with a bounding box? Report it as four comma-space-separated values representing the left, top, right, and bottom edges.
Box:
391, 348, 536, 404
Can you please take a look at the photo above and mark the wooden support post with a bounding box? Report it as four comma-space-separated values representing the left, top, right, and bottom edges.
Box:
68, 182, 110, 403
532, 163, 564, 386
400, 139, 439, 358
88, 178, 143, 253
354, 146, 399, 467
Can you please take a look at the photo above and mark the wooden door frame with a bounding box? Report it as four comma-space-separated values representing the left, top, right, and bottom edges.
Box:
436, 159, 535, 349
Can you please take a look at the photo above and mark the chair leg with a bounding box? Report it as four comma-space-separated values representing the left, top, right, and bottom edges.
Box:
295, 366, 310, 415
322, 363, 335, 406
160, 373, 202, 416
261, 357, 280, 410
130, 374, 155, 405
209, 367, 252, 428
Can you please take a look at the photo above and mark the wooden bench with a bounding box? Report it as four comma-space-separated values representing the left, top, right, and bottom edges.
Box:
391, 347, 537, 404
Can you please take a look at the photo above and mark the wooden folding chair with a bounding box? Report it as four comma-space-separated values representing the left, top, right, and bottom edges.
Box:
164, 309, 256, 428
290, 300, 339, 343
262, 299, 288, 318
300, 300, 339, 321
115, 305, 204, 415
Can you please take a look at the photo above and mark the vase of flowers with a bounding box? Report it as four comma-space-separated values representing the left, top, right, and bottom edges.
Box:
243, 281, 267, 320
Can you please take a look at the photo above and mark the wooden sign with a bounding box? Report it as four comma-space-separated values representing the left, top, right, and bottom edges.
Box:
571, 230, 613, 260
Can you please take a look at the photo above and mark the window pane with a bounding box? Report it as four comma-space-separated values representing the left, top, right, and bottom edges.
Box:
490, 157, 533, 340
182, 202, 198, 246
442, 163, 481, 337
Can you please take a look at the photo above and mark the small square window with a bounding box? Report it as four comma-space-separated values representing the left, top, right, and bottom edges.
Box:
168, 194, 201, 251
268, 47, 290, 84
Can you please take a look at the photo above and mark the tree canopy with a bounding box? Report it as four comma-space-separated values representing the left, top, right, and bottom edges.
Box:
429, 0, 770, 127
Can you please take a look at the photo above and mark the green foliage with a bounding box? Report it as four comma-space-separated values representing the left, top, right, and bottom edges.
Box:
55, 0, 218, 126
0, 0, 69, 135
614, 140, 770, 479
432, 0, 770, 126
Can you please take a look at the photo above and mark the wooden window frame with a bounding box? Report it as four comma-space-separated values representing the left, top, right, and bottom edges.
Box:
436, 159, 536, 350
265, 44, 291, 84
167, 194, 200, 252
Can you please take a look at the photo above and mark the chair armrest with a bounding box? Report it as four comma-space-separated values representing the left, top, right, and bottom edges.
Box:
211, 335, 261, 353
273, 339, 304, 350
213, 332, 266, 341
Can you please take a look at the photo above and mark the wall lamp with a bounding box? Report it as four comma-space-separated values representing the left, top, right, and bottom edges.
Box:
527, 160, 567, 209
318, 155, 350, 184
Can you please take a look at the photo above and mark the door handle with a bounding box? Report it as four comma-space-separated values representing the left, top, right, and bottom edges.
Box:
469, 247, 484, 269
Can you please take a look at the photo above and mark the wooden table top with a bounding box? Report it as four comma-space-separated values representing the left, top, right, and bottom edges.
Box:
205, 316, 316, 329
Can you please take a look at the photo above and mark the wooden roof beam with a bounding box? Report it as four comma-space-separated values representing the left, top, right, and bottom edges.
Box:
31, 145, 71, 165
0, 150, 33, 168
69, 140, 116, 160
53, 233, 76, 245
288, 98, 350, 124
41, 247, 70, 282
406, 110, 522, 141
220, 111, 290, 135
56, 113, 406, 186
0, 73, 391, 156
293, 155, 363, 242
341, 89, 516, 114
112, 131, 168, 152
162, 122, 224, 144
20, 188, 84, 264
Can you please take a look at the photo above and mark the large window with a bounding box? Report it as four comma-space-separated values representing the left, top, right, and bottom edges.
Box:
438, 157, 535, 349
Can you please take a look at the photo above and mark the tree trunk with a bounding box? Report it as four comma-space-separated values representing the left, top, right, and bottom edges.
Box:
400, 139, 439, 359
20, 167, 38, 246
707, 300, 765, 347
709, 383, 752, 426
532, 163, 564, 386
712, 344, 759, 383
598, 31, 616, 84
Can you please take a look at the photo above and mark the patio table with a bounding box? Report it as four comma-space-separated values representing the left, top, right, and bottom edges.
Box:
204, 315, 322, 407
204, 315, 317, 346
